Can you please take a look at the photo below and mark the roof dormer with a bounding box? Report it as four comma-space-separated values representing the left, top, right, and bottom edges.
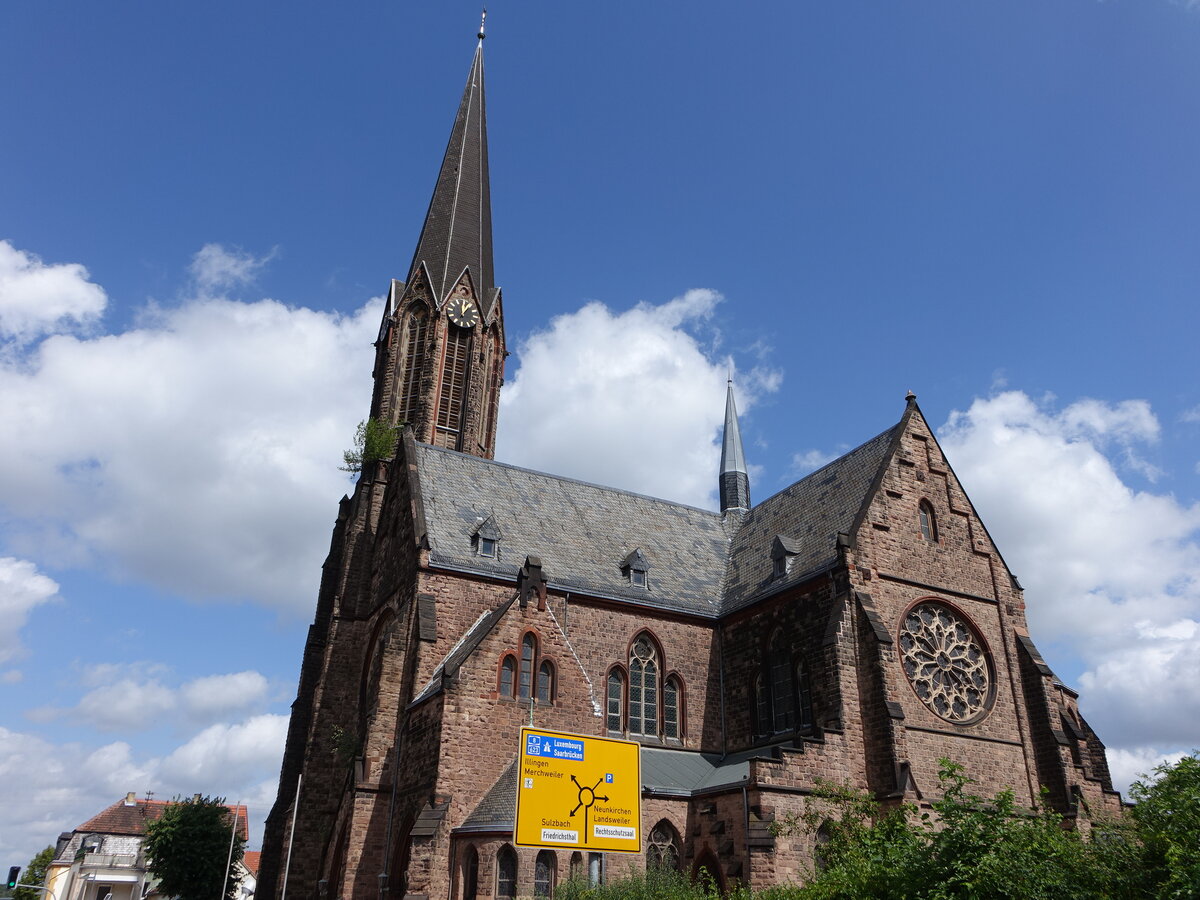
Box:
771, 535, 800, 580
621, 548, 650, 589
471, 515, 502, 558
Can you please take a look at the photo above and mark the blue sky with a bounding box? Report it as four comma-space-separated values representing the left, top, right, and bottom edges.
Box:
2, 1, 1199, 865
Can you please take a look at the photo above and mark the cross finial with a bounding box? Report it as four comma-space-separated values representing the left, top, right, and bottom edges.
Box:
478, 8, 487, 41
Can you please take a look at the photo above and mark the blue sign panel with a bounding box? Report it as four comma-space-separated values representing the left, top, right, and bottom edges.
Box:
525, 733, 585, 761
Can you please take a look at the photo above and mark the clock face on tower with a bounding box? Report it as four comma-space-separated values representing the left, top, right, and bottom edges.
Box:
446, 297, 479, 328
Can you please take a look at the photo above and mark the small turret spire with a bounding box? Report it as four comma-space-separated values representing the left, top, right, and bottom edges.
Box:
719, 379, 751, 512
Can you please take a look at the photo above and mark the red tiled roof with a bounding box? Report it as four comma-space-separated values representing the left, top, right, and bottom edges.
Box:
242, 851, 261, 876
77, 798, 249, 841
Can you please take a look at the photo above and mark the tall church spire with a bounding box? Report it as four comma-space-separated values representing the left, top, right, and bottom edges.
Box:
404, 32, 494, 309
719, 379, 751, 512
370, 27, 506, 459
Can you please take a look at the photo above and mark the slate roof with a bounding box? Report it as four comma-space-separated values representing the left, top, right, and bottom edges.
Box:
412, 418, 901, 618
640, 746, 760, 795
76, 798, 249, 840
722, 423, 900, 613
457, 760, 519, 832
404, 42, 495, 311
414, 445, 731, 616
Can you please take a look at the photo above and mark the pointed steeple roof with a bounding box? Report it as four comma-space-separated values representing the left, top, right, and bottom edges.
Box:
719, 380, 751, 512
405, 33, 494, 309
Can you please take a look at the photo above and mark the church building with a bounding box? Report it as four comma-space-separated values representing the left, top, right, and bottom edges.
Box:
258, 26, 1121, 900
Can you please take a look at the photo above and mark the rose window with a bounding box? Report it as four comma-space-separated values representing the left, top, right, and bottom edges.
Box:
899, 602, 992, 723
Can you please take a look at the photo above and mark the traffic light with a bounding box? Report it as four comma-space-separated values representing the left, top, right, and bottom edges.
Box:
5, 866, 19, 890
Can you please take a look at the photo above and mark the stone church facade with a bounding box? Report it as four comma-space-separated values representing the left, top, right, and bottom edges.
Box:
258, 28, 1121, 900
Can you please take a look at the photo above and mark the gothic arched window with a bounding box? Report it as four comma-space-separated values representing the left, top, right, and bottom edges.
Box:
606, 669, 625, 732
399, 309, 428, 427
647, 820, 680, 870
534, 850, 556, 898
754, 674, 770, 736
628, 635, 659, 736
770, 634, 795, 733
569, 852, 583, 881
462, 845, 479, 900
499, 655, 516, 699
496, 846, 517, 900
435, 323, 471, 448
538, 660, 555, 704
663, 675, 682, 739
519, 633, 537, 700
919, 500, 938, 542
796, 658, 814, 730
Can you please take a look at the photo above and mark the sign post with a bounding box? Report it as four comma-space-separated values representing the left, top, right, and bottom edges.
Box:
514, 727, 641, 853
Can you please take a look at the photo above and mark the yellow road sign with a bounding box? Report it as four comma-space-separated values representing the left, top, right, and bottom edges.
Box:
514, 727, 642, 853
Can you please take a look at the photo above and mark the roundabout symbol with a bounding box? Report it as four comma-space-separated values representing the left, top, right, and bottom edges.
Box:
570, 775, 609, 844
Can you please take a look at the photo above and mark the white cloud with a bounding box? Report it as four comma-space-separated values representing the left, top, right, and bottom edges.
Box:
0, 268, 381, 611
0, 715, 286, 866
74, 678, 178, 732
35, 664, 273, 732
1104, 747, 1189, 796
0, 557, 59, 664
0, 241, 107, 343
189, 243, 276, 293
181, 671, 270, 720
497, 290, 779, 508
160, 714, 289, 785
940, 391, 1200, 774
1181, 404, 1200, 424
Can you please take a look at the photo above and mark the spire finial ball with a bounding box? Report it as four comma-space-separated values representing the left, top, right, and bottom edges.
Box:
478, 8, 487, 40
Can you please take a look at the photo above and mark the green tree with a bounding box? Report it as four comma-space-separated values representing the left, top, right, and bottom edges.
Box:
340, 417, 403, 473
143, 796, 245, 900
1129, 751, 1200, 899
773, 760, 1130, 899
11, 847, 52, 900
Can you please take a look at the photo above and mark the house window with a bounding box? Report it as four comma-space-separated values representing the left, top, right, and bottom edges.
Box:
628, 635, 659, 736
663, 676, 681, 739
462, 846, 479, 900
519, 633, 537, 700
499, 655, 516, 699
569, 852, 583, 881
496, 846, 517, 899
919, 500, 938, 542
538, 660, 555, 704
646, 821, 680, 870
534, 850, 556, 898
772, 555, 787, 579
479, 537, 497, 557
606, 670, 625, 732
630, 568, 647, 588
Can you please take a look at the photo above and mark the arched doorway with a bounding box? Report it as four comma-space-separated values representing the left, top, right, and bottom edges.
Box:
692, 850, 724, 894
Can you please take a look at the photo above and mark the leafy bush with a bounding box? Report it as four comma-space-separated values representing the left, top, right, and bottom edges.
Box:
340, 417, 403, 473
